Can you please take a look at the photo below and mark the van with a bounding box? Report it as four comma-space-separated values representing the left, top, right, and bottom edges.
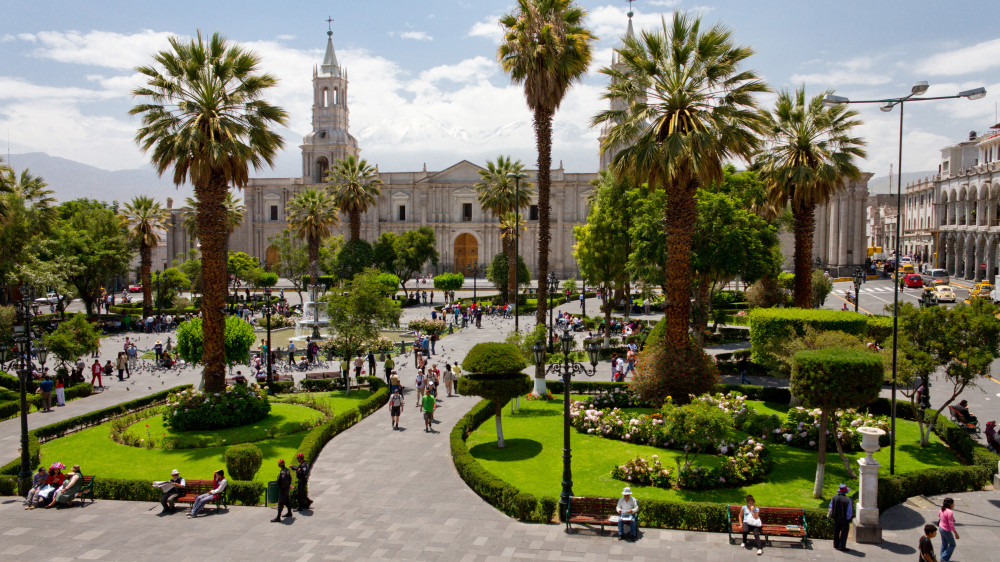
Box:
921, 268, 950, 286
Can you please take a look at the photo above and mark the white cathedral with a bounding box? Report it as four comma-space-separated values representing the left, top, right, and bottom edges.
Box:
164, 18, 871, 280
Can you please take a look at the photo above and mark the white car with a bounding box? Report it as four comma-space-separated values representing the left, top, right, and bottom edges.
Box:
34, 292, 61, 305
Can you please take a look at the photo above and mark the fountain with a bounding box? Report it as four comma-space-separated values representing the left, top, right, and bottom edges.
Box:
296, 284, 329, 341
854, 426, 886, 544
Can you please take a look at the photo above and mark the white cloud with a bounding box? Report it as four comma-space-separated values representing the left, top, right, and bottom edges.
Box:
467, 15, 503, 42
25, 29, 176, 70
790, 57, 891, 87
416, 57, 496, 85
275, 34, 296, 41
396, 31, 433, 42
0, 76, 119, 101
588, 5, 669, 45
915, 38, 1000, 76
647, 0, 680, 6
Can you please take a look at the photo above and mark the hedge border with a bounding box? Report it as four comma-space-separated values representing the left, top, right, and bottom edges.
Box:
0, 382, 94, 421
295, 376, 388, 465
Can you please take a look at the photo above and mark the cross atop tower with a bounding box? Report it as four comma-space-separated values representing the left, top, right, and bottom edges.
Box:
626, 0, 635, 12
326, 16, 334, 32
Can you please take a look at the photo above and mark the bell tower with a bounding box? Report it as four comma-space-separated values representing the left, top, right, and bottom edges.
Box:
598, 10, 644, 171
301, 25, 360, 184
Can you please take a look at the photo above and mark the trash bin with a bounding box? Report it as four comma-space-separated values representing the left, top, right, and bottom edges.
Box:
266, 481, 278, 506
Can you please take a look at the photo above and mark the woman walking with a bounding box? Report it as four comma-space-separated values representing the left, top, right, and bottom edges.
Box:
938, 497, 959, 561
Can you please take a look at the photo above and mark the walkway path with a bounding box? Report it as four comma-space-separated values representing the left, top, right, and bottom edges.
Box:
2, 306, 1000, 559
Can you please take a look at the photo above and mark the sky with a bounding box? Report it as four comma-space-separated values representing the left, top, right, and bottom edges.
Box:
1, 0, 998, 183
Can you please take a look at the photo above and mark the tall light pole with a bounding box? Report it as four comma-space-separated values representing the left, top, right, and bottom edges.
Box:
507, 171, 527, 332
824, 82, 986, 474
263, 287, 274, 394
852, 268, 865, 313
548, 274, 558, 352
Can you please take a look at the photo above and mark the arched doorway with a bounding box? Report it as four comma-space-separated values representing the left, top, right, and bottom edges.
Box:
265, 245, 280, 271
454, 233, 478, 275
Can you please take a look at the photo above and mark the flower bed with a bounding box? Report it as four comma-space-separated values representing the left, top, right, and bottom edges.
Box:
611, 455, 672, 488
165, 383, 271, 431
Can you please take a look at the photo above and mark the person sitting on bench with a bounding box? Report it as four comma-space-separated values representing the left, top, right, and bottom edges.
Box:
46, 464, 83, 507
616, 486, 638, 541
954, 400, 978, 424
188, 469, 226, 518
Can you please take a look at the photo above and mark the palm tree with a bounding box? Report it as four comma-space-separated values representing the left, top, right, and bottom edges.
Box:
593, 12, 769, 349
475, 155, 533, 302
286, 188, 340, 284
131, 31, 287, 392
499, 0, 595, 326
121, 196, 170, 318
182, 192, 245, 243
499, 211, 527, 301
326, 155, 382, 242
758, 87, 866, 308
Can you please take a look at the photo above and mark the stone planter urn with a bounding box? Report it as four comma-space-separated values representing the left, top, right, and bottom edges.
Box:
854, 426, 886, 544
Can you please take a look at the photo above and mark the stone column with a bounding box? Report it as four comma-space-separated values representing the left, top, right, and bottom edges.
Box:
855, 427, 885, 544
828, 199, 840, 267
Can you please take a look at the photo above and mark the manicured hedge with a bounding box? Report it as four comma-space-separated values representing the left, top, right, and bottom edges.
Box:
0, 382, 94, 420
0, 434, 40, 476
748, 308, 869, 364
296, 377, 387, 464
86, 476, 265, 506
300, 378, 345, 392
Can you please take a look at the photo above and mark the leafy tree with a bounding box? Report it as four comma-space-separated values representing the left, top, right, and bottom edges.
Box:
661, 399, 732, 471
175, 315, 256, 366
325, 269, 401, 388
42, 313, 99, 367
500, 0, 595, 326
791, 348, 883, 498
486, 252, 530, 302
181, 192, 245, 243
475, 155, 533, 299
173, 250, 202, 295
811, 270, 834, 308
13, 251, 76, 319
433, 273, 464, 292
457, 342, 530, 448
371, 227, 439, 291
121, 196, 170, 318
132, 31, 288, 392
152, 268, 191, 311
375, 272, 401, 295
0, 161, 57, 291
227, 252, 261, 286
594, 12, 767, 351
332, 239, 374, 281
327, 155, 382, 241
286, 187, 339, 284
269, 229, 310, 304
758, 87, 866, 307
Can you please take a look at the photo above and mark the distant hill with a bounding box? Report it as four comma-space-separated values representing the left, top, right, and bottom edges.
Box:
867, 170, 937, 195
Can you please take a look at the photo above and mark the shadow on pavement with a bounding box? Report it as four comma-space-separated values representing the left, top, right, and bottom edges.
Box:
880, 503, 925, 531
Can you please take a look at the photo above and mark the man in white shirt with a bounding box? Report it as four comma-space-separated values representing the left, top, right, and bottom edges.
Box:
616, 486, 638, 540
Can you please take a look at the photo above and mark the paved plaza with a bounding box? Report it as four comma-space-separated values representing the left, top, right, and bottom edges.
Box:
1, 297, 999, 560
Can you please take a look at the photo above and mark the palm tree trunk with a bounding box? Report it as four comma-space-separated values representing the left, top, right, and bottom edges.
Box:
349, 210, 361, 242
504, 236, 515, 303
662, 180, 698, 348
534, 106, 553, 327
793, 202, 816, 308
197, 175, 229, 393
140, 244, 153, 319
308, 235, 320, 285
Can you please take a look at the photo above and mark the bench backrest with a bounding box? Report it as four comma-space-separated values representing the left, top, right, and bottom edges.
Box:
569, 496, 617, 515
729, 505, 804, 526
81, 475, 94, 485
305, 372, 336, 380
183, 479, 218, 494
948, 405, 968, 423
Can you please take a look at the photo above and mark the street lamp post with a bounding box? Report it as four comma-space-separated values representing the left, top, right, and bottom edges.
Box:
467, 261, 479, 304
263, 287, 274, 395
824, 82, 986, 475
852, 268, 865, 313
4, 289, 48, 495
547, 274, 558, 352
581, 281, 586, 317
507, 172, 527, 332
532, 328, 601, 523
155, 269, 163, 318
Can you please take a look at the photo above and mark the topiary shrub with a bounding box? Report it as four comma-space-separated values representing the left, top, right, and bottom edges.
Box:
224, 443, 263, 481
163, 383, 271, 431
631, 341, 718, 406
458, 342, 530, 448
749, 308, 868, 366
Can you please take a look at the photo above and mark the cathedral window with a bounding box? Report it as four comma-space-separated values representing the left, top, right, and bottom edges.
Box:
318, 131, 327, 139
398, 205, 406, 221
333, 88, 339, 105
462, 203, 473, 222
322, 88, 329, 107
529, 205, 539, 221
270, 205, 279, 221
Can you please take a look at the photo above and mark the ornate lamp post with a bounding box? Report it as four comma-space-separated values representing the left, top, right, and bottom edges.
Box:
506, 171, 527, 332
6, 288, 48, 495
263, 287, 275, 394
532, 327, 601, 522
825, 82, 986, 474
852, 268, 865, 313
467, 261, 479, 304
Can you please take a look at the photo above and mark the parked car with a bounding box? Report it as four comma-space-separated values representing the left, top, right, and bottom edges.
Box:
930, 285, 956, 302
33, 292, 61, 305
903, 274, 923, 288
896, 264, 915, 276
921, 268, 949, 286
966, 282, 993, 304
128, 284, 143, 293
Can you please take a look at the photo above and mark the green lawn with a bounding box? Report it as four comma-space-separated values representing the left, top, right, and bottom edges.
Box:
124, 403, 324, 448
273, 389, 371, 412
467, 396, 960, 509
40, 390, 372, 484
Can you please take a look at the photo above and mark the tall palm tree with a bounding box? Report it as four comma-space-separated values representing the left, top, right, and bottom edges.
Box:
326, 155, 382, 242
182, 192, 245, 243
594, 12, 769, 349
475, 155, 533, 301
499, 211, 527, 301
286, 188, 340, 284
131, 31, 287, 392
121, 196, 170, 318
758, 87, 866, 308
499, 0, 595, 326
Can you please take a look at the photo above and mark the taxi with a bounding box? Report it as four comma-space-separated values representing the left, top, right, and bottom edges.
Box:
964, 281, 993, 304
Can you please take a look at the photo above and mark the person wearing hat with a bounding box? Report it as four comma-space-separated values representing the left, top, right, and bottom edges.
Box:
188, 469, 226, 518
160, 469, 186, 513
827, 484, 854, 551
154, 340, 163, 362
47, 464, 83, 507
290, 453, 312, 511
271, 459, 293, 522
616, 487, 638, 540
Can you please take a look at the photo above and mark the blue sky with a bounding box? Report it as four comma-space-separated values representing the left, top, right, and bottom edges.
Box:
1, 0, 997, 181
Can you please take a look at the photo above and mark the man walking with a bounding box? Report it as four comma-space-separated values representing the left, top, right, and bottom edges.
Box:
290, 453, 312, 511
271, 459, 293, 522
421, 389, 436, 432
383, 355, 394, 385
827, 483, 854, 551
367, 351, 376, 379
389, 388, 404, 429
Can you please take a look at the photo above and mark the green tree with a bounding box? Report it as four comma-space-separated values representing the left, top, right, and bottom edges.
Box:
758, 87, 866, 308
475, 155, 533, 300
181, 191, 245, 243
121, 196, 170, 317
0, 161, 57, 291
132, 31, 288, 392
661, 399, 732, 471
371, 227, 440, 291
325, 269, 401, 386
227, 252, 261, 286
333, 239, 374, 281
499, 0, 595, 326
486, 252, 530, 302
457, 342, 531, 448
173, 250, 202, 295
433, 273, 464, 292
327, 155, 382, 242
286, 187, 339, 284
594, 12, 767, 350
42, 313, 99, 367
152, 268, 191, 311
175, 315, 256, 366
811, 270, 834, 308
269, 229, 310, 305
791, 348, 883, 498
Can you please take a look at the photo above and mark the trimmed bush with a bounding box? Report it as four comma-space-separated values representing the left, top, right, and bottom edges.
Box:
224, 443, 264, 481
749, 308, 868, 365
632, 342, 718, 405
462, 342, 527, 375
300, 378, 345, 392
865, 315, 893, 344
791, 349, 883, 410
164, 383, 271, 431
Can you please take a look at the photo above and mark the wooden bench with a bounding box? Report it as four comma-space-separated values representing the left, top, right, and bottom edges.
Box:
304, 372, 339, 380
173, 479, 228, 512
566, 496, 619, 534
70, 475, 95, 506
727, 505, 808, 546
948, 406, 980, 435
